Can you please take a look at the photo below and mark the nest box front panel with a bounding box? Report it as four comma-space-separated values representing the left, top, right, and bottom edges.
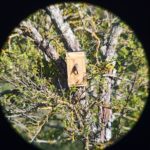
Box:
66, 52, 87, 87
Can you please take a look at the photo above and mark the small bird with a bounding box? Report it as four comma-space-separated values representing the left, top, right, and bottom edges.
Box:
71, 63, 79, 75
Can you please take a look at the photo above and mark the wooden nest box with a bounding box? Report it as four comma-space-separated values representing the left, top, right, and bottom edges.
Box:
66, 52, 87, 87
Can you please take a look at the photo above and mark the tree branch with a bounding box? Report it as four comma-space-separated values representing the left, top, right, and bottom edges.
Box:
45, 5, 81, 52
97, 23, 123, 143
20, 21, 59, 60
18, 20, 68, 88
0, 89, 20, 97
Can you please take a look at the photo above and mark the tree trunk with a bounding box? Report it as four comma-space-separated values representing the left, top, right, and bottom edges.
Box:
96, 23, 123, 143
17, 5, 123, 148
45, 5, 81, 52
45, 5, 95, 149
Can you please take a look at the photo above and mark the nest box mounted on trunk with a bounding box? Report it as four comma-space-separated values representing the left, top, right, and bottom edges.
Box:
66, 52, 87, 87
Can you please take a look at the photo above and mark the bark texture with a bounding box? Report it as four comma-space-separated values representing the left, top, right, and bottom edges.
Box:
19, 21, 68, 89
96, 23, 123, 143
46, 5, 81, 52
17, 5, 123, 148
45, 5, 94, 148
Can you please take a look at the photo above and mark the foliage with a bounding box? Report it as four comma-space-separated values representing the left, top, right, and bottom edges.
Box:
0, 3, 149, 150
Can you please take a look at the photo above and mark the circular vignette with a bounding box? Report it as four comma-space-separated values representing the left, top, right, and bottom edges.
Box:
0, 0, 149, 148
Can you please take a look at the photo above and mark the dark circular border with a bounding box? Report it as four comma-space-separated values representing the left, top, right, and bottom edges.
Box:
0, 0, 150, 150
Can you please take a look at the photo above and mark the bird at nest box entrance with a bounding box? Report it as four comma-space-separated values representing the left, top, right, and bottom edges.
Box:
66, 52, 87, 87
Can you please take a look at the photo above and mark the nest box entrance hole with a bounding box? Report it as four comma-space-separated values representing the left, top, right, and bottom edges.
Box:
66, 52, 87, 87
